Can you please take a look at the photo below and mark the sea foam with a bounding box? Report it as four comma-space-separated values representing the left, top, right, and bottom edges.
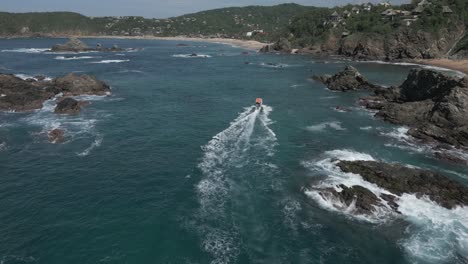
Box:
302, 149, 468, 263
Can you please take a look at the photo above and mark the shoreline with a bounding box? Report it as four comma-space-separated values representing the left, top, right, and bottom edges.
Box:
78, 35, 267, 51
2, 35, 467, 76
414, 59, 468, 76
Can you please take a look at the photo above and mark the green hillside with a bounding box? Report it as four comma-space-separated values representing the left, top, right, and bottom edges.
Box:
0, 4, 316, 41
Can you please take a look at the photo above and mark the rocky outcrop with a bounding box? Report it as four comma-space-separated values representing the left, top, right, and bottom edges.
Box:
0, 73, 110, 112
50, 38, 124, 52
54, 97, 87, 115
260, 38, 291, 53
338, 160, 468, 209
362, 69, 468, 148
51, 38, 90, 52
311, 160, 468, 216
313, 66, 382, 91
0, 74, 56, 111
294, 26, 466, 61
48, 129, 65, 143
54, 74, 110, 96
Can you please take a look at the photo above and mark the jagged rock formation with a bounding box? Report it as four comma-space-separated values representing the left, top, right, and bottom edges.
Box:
51, 38, 90, 52
313, 66, 382, 91
361, 69, 468, 148
54, 97, 88, 115
50, 38, 124, 52
0, 73, 110, 112
312, 160, 468, 216
260, 38, 292, 53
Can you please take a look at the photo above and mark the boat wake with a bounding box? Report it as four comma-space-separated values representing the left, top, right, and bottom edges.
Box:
302, 149, 468, 263
196, 105, 278, 264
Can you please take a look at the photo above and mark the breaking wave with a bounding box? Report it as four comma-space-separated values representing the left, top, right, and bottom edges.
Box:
307, 121, 346, 132
14, 74, 52, 81
1, 48, 48, 54
91, 59, 129, 64
54, 56, 95, 60
196, 105, 277, 264
76, 134, 103, 157
302, 149, 468, 263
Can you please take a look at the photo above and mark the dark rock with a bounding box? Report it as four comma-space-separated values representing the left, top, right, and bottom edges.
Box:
34, 75, 46, 81
313, 183, 401, 216
399, 69, 463, 102
51, 38, 90, 52
53, 73, 111, 96
259, 38, 291, 53
313, 66, 382, 91
0, 73, 110, 112
50, 38, 124, 52
0, 74, 55, 111
54, 97, 87, 115
434, 152, 468, 165
48, 128, 65, 143
337, 160, 468, 209
360, 69, 468, 148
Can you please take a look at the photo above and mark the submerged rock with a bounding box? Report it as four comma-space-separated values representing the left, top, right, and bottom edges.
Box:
313, 66, 382, 91
48, 128, 65, 143
54, 97, 87, 115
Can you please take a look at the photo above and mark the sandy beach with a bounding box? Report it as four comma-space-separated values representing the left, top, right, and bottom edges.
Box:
80, 35, 267, 51
415, 59, 468, 76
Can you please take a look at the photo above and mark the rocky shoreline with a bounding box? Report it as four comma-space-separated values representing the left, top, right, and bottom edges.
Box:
307, 160, 468, 217
0, 72, 110, 143
315, 66, 468, 152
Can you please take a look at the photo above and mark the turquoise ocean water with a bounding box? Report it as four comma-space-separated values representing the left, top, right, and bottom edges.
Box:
0, 38, 467, 264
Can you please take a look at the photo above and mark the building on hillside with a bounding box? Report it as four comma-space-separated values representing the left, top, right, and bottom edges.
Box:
246, 32, 253, 37
381, 9, 398, 20
363, 3, 372, 11
330, 11, 342, 22
352, 7, 361, 14
343, 10, 351, 18
442, 6, 454, 14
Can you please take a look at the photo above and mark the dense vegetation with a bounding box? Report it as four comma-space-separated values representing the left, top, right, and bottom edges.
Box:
0, 4, 315, 41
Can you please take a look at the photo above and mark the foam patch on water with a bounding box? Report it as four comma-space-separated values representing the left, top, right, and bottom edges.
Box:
172, 54, 211, 58
302, 149, 468, 263
54, 56, 95, 60
77, 134, 103, 157
0, 142, 7, 151
19, 98, 105, 155
307, 121, 346, 132
1, 48, 48, 54
91, 59, 129, 64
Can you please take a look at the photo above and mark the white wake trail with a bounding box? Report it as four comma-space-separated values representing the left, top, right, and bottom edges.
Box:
196, 105, 277, 264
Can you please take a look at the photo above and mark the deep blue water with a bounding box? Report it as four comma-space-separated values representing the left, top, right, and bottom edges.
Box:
0, 38, 467, 264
